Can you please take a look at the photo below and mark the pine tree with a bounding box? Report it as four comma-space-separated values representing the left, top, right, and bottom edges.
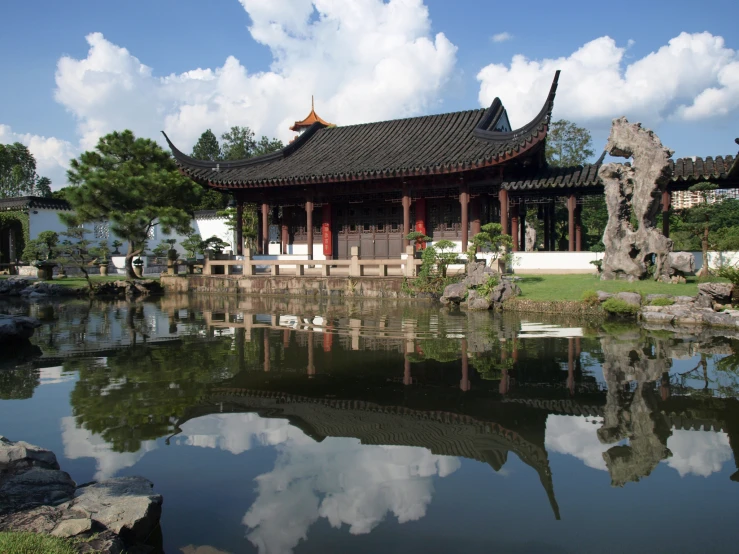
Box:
66, 130, 201, 279
191, 129, 222, 161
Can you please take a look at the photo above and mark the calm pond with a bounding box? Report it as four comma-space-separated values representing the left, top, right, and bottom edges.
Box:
2, 295, 739, 553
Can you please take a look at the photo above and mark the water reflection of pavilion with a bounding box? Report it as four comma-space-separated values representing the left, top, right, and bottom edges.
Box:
165, 296, 739, 497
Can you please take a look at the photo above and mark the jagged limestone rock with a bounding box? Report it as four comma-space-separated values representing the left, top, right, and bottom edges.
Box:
597, 333, 673, 487
525, 225, 537, 252
599, 117, 674, 281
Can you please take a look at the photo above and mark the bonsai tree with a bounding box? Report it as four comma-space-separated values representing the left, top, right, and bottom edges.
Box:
471, 223, 513, 272
405, 231, 431, 247
22, 230, 59, 264
21, 230, 60, 280
111, 240, 123, 255
152, 241, 171, 259
165, 238, 178, 260
433, 239, 459, 278
202, 235, 229, 256
55, 214, 100, 291
181, 231, 205, 260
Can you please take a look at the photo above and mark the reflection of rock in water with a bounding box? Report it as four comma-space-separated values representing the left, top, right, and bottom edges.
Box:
598, 333, 673, 486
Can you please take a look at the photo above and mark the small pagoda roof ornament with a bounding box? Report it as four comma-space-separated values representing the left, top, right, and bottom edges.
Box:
290, 96, 334, 133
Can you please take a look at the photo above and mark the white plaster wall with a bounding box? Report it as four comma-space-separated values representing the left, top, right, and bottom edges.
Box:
28, 209, 70, 239
693, 251, 739, 271
473, 251, 602, 274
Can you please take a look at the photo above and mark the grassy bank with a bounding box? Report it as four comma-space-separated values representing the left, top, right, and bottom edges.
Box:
0, 274, 156, 290
0, 532, 78, 554
515, 273, 725, 302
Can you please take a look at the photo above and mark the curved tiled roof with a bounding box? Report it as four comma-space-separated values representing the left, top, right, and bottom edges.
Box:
0, 196, 72, 211
502, 150, 738, 192
164, 72, 561, 189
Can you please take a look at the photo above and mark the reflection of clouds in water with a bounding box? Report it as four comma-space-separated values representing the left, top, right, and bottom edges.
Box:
545, 415, 609, 471
546, 415, 734, 479
60, 417, 157, 480
664, 429, 732, 478
244, 437, 460, 554
39, 366, 75, 386
180, 413, 459, 554
178, 413, 310, 454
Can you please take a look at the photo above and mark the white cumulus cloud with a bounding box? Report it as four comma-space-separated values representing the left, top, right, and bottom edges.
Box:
545, 415, 610, 471
0, 125, 77, 188
664, 429, 732, 478
477, 32, 739, 127
177, 412, 460, 554
491, 32, 512, 43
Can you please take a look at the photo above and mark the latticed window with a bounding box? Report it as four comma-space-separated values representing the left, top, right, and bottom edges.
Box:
94, 222, 109, 240
147, 227, 156, 240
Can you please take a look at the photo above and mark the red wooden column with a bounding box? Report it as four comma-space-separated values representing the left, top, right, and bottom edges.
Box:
460, 338, 470, 392
519, 198, 526, 251
306, 197, 314, 260
567, 337, 575, 396
510, 202, 519, 252
662, 190, 671, 238
236, 199, 244, 256
567, 194, 576, 252
460, 184, 470, 252
402, 185, 411, 249
261, 202, 269, 255
575, 202, 583, 252
322, 204, 332, 258
403, 354, 412, 385
263, 329, 270, 372
498, 188, 509, 236
415, 197, 427, 250
281, 207, 290, 254
470, 196, 481, 237
307, 329, 315, 377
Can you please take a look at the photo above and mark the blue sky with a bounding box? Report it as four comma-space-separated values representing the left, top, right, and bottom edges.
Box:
1, 0, 737, 188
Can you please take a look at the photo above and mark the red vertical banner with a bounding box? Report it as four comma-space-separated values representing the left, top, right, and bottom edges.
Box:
414, 197, 426, 250
322, 203, 332, 257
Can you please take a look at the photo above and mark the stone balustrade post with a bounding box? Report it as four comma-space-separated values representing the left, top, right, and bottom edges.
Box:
350, 246, 361, 277
244, 248, 254, 276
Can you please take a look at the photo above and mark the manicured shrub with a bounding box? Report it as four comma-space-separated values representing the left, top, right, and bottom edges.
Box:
602, 298, 639, 316
581, 290, 600, 307
650, 297, 674, 306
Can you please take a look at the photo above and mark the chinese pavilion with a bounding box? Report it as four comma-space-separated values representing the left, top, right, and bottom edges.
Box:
164, 71, 739, 259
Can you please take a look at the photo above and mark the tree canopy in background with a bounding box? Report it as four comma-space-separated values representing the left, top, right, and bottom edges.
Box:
536, 120, 605, 251
545, 119, 596, 168
0, 142, 53, 198
66, 130, 201, 278
188, 127, 285, 212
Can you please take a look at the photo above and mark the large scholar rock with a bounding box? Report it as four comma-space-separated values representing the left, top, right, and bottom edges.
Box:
698, 282, 733, 304
668, 252, 695, 276
525, 225, 537, 252
599, 118, 674, 281
463, 262, 488, 287
489, 280, 521, 304
72, 477, 163, 543
0, 436, 162, 552
440, 282, 467, 305
465, 290, 492, 311
0, 315, 42, 342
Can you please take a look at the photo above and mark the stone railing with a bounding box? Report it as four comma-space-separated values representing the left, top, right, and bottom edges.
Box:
204, 246, 422, 278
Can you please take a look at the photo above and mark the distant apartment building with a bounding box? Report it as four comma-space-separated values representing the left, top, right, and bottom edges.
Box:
672, 188, 739, 210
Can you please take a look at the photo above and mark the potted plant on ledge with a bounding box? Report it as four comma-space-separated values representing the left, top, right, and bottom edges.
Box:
181, 231, 204, 274
132, 256, 144, 278
405, 231, 431, 259
22, 231, 59, 281
111, 240, 123, 256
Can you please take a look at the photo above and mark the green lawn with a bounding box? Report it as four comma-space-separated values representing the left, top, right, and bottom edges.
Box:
0, 274, 157, 289
515, 273, 725, 302
0, 532, 78, 554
